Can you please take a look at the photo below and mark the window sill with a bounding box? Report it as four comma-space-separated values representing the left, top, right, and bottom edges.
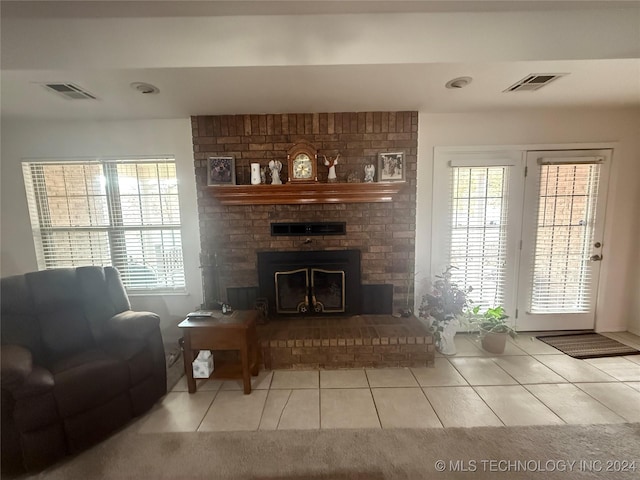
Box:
126, 290, 189, 297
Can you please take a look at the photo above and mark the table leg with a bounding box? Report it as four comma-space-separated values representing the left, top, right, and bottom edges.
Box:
240, 343, 251, 394
249, 325, 259, 376
182, 333, 197, 394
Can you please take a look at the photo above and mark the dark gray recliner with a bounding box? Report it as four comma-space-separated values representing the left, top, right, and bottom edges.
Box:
1, 266, 167, 472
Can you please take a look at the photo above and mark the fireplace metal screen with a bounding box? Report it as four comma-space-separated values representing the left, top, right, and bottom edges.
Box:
258, 249, 360, 316
275, 267, 345, 314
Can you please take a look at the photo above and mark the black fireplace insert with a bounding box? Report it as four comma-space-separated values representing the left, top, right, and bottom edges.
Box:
257, 250, 361, 315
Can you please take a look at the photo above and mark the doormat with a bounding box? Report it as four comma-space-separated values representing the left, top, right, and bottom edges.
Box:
536, 333, 640, 359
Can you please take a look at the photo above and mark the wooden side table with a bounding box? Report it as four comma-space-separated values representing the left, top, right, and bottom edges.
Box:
178, 310, 259, 394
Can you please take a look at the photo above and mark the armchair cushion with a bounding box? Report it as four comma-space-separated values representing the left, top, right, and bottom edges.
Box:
1, 345, 33, 390
107, 310, 160, 341
26, 270, 96, 361
11, 367, 55, 401
104, 340, 155, 386
51, 350, 129, 418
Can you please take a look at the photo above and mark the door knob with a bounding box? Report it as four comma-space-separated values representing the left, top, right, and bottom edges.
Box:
590, 254, 603, 262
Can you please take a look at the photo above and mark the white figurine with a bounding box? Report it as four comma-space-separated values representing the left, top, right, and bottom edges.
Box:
364, 164, 375, 182
323, 154, 340, 183
250, 163, 261, 185
269, 160, 282, 185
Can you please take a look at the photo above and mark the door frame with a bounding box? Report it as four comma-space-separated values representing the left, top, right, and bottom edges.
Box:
432, 142, 617, 333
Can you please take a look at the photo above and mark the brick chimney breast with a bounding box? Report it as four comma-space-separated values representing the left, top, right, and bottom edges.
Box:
192, 112, 417, 313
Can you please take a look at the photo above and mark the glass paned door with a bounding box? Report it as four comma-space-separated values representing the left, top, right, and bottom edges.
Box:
516, 150, 611, 331
431, 150, 525, 323
449, 166, 510, 310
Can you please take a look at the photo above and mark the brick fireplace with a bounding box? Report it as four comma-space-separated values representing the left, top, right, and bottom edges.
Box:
191, 111, 417, 313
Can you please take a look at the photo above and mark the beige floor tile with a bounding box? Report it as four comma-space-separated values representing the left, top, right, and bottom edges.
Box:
525, 383, 625, 424
372, 387, 442, 429
584, 357, 640, 381
625, 382, 640, 392
474, 385, 564, 426
321, 389, 380, 429
197, 390, 268, 431
436, 335, 485, 357
448, 357, 517, 386
365, 368, 418, 388
220, 370, 274, 391
494, 341, 529, 356
138, 391, 216, 433
533, 355, 617, 383
170, 376, 223, 392
277, 389, 320, 430
493, 356, 566, 384
320, 369, 369, 388
271, 370, 319, 389
575, 382, 640, 422
618, 332, 640, 347
508, 336, 561, 355
423, 386, 502, 428
624, 355, 640, 365
258, 390, 291, 430
411, 358, 468, 387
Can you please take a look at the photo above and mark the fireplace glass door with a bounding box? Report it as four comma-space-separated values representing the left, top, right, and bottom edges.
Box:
275, 267, 345, 314
311, 268, 345, 313
275, 268, 309, 313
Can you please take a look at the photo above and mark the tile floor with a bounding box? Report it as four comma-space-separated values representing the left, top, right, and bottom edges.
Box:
138, 332, 640, 433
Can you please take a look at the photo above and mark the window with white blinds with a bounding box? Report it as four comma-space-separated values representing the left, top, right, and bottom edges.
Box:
449, 166, 509, 309
22, 159, 186, 292
529, 161, 600, 313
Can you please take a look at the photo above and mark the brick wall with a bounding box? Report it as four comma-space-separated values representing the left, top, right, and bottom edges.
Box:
191, 112, 418, 312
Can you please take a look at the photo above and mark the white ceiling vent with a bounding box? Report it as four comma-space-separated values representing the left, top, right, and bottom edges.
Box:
504, 74, 568, 92
42, 83, 97, 100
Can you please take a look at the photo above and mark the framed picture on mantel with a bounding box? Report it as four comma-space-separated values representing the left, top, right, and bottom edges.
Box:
378, 152, 405, 182
207, 156, 236, 185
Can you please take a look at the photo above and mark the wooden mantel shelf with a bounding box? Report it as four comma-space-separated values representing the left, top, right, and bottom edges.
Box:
208, 182, 406, 205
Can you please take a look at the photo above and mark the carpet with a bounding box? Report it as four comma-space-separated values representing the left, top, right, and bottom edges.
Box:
537, 333, 640, 359
19, 423, 640, 479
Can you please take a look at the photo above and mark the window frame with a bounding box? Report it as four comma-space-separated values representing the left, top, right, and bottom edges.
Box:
22, 156, 187, 295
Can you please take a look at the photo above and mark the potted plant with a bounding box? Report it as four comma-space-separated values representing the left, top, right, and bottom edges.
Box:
468, 305, 516, 354
418, 266, 472, 355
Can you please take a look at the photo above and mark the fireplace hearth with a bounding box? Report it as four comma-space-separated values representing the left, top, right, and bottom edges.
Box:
258, 250, 361, 316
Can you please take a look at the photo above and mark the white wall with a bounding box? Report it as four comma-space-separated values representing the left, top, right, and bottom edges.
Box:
629, 195, 640, 336
0, 118, 202, 336
415, 108, 640, 333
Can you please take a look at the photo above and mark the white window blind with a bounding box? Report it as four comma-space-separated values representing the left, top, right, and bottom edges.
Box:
22, 159, 185, 292
449, 166, 510, 309
529, 161, 601, 313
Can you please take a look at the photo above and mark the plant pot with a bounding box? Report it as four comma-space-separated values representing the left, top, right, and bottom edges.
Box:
480, 327, 508, 354
435, 318, 458, 355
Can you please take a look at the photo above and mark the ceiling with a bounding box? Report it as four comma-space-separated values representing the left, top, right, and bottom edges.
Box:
2, 1, 639, 120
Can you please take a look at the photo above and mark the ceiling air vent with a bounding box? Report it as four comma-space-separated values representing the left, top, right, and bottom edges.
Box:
504, 73, 567, 92
42, 83, 97, 100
